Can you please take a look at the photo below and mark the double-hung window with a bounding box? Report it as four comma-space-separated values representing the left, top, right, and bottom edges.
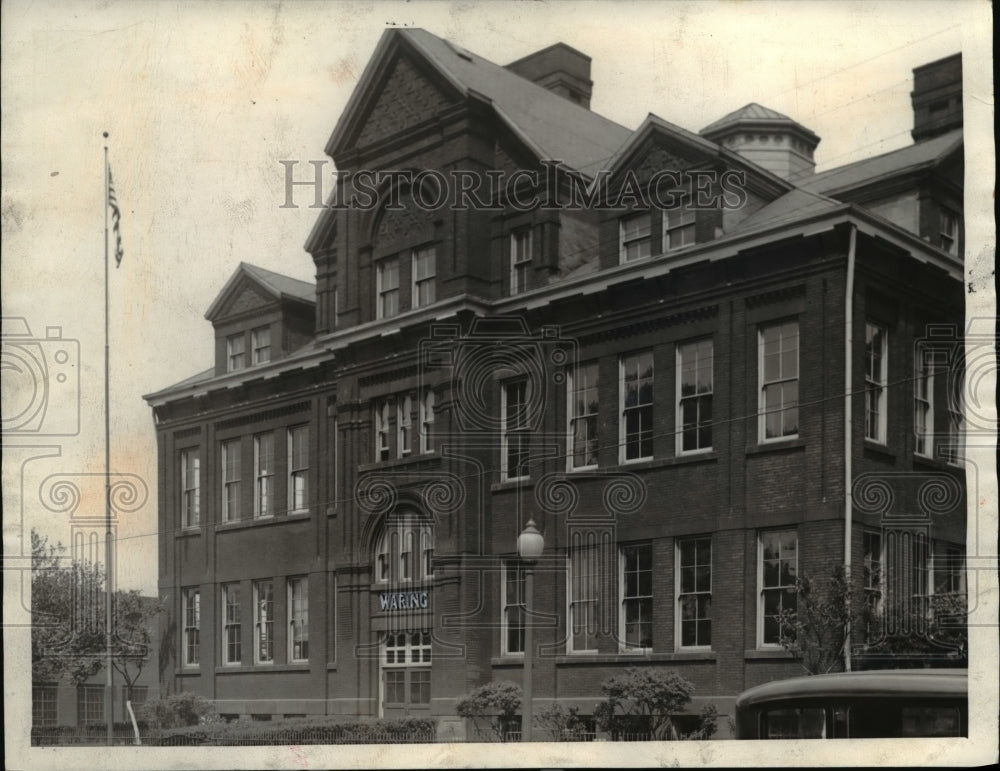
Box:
501, 560, 525, 655
180, 448, 200, 528
32, 685, 57, 727
183, 587, 201, 667
502, 380, 529, 481
568, 540, 601, 653
664, 207, 696, 251
620, 543, 652, 650
939, 207, 959, 255
759, 530, 797, 647
253, 433, 274, 518
568, 362, 599, 470
226, 333, 246, 372
677, 537, 712, 648
945, 369, 965, 465
222, 583, 241, 665
862, 530, 883, 642
620, 352, 654, 462
288, 577, 309, 662
251, 325, 271, 365
619, 212, 651, 263
510, 228, 532, 294
412, 246, 436, 308
221, 439, 241, 522
397, 394, 413, 458
377, 257, 400, 319
375, 401, 391, 462
253, 580, 274, 664
419, 389, 435, 454
914, 346, 934, 457
287, 426, 308, 513
77, 685, 104, 725
865, 322, 888, 443
759, 321, 799, 441
677, 339, 713, 453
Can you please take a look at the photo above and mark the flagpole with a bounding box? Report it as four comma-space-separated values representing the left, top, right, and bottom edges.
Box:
103, 132, 114, 746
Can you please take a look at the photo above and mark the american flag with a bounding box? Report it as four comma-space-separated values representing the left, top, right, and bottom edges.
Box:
108, 166, 124, 267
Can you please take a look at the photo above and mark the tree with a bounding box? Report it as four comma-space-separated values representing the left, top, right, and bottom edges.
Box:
455, 681, 522, 742
777, 567, 851, 675
592, 667, 699, 740
112, 590, 165, 708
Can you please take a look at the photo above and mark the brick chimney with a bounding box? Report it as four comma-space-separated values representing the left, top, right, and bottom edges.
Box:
506, 43, 593, 109
911, 53, 962, 142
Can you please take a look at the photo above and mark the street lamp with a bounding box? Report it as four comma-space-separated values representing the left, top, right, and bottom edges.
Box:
517, 518, 544, 742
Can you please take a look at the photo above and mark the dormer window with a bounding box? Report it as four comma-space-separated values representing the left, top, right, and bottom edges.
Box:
664, 207, 696, 252
620, 212, 651, 263
252, 326, 271, 365
377, 257, 400, 319
939, 207, 959, 255
227, 333, 246, 372
412, 247, 436, 308
510, 229, 532, 294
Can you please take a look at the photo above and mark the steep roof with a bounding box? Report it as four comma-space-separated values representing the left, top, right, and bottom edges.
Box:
797, 128, 962, 196
700, 102, 820, 146
204, 262, 315, 321
328, 28, 632, 176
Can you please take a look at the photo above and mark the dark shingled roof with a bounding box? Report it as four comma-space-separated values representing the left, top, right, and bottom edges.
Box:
701, 102, 800, 134
240, 262, 316, 304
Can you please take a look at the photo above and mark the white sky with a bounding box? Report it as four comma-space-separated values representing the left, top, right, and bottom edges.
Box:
1, 0, 993, 599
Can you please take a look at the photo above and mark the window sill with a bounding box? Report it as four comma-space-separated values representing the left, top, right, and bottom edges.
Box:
554, 651, 716, 665
746, 438, 805, 456
490, 656, 525, 666
913, 453, 952, 471
214, 663, 311, 674
603, 454, 719, 474
178, 527, 202, 538
358, 452, 441, 474
216, 513, 310, 533
862, 441, 896, 461
744, 648, 795, 660
491, 478, 534, 493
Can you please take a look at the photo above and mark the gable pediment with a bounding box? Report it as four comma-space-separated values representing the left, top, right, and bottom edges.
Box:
354, 53, 457, 150
211, 279, 275, 323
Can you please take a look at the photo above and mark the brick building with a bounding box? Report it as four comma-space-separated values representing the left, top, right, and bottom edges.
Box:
144, 33, 966, 738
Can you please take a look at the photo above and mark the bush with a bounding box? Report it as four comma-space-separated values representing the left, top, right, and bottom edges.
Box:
455, 681, 522, 742
138, 691, 217, 728
536, 703, 594, 741
152, 716, 436, 746
593, 667, 708, 740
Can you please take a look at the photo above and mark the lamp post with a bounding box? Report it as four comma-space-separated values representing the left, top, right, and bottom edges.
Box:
517, 518, 544, 742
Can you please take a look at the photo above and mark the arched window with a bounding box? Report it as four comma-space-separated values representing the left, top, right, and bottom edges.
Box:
374, 515, 433, 583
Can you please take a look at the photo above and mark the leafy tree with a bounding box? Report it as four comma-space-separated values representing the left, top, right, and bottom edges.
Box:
113, 590, 165, 708
593, 667, 697, 740
777, 567, 851, 674
455, 681, 522, 742
137, 691, 217, 728
536, 703, 592, 741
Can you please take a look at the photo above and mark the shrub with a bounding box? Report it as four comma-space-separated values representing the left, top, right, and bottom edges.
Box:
593, 667, 701, 740
138, 691, 217, 728
455, 681, 522, 742
151, 716, 436, 745
536, 703, 594, 741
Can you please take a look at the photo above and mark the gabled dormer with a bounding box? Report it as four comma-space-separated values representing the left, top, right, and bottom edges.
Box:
205, 262, 316, 377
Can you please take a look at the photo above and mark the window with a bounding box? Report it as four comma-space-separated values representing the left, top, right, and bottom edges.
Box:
944, 370, 965, 465
253, 580, 274, 664
568, 362, 599, 470
664, 207, 696, 251
759, 321, 799, 441
501, 380, 530, 481
32, 685, 57, 727
862, 531, 883, 642
227, 332, 246, 372
222, 583, 241, 665
759, 530, 797, 646
180, 448, 200, 528
383, 631, 432, 705
568, 540, 601, 653
865, 322, 888, 443
501, 560, 525, 655
620, 352, 654, 462
375, 401, 390, 462
939, 207, 959, 255
400, 530, 413, 581
376, 531, 390, 583
77, 685, 104, 725
397, 394, 413, 458
377, 257, 400, 319
419, 389, 435, 454
677, 339, 713, 453
374, 520, 434, 583
412, 246, 436, 308
183, 587, 201, 666
288, 576, 309, 662
677, 537, 712, 648
620, 212, 651, 262
251, 325, 271, 365
914, 347, 934, 457
121, 685, 148, 721
620, 543, 652, 650
253, 433, 274, 518
287, 426, 308, 513
383, 630, 432, 665
221, 439, 241, 523
934, 542, 965, 596
510, 228, 532, 294
421, 529, 434, 579
911, 535, 931, 620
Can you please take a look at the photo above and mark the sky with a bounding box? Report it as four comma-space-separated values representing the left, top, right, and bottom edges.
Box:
1, 0, 994, 598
